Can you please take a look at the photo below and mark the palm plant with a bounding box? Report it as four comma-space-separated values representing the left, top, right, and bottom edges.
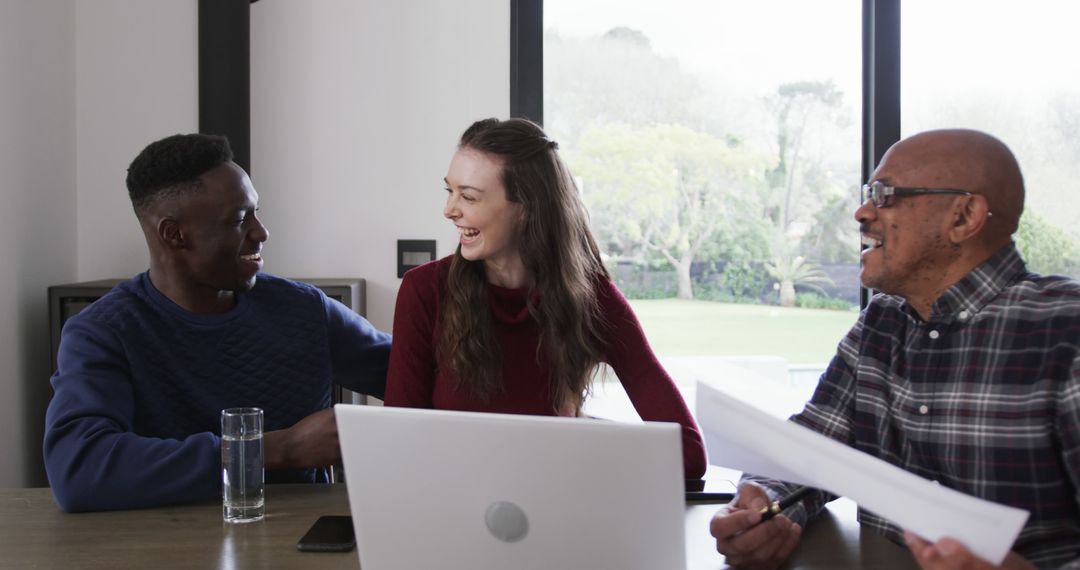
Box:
765, 252, 834, 308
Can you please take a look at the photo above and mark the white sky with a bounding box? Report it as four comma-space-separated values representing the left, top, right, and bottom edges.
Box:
545, 0, 1080, 99
902, 0, 1080, 94
545, 0, 861, 98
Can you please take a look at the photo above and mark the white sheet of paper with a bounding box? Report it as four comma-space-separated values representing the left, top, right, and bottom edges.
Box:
695, 381, 1029, 565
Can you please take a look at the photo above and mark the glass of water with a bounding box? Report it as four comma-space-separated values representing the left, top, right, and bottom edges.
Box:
221, 407, 265, 523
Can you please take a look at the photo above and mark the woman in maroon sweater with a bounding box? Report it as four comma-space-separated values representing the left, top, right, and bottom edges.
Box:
385, 118, 707, 478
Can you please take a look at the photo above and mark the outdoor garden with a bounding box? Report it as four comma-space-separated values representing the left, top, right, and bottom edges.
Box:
545, 22, 1080, 366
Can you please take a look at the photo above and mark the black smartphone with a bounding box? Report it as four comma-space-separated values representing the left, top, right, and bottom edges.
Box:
685, 478, 736, 503
296, 515, 356, 552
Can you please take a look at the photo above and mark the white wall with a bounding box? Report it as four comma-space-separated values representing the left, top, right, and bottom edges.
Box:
75, 0, 198, 280
0, 0, 77, 487
0, 0, 197, 487
251, 0, 510, 331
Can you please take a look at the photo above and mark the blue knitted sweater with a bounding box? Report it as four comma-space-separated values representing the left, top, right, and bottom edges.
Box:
44, 272, 391, 512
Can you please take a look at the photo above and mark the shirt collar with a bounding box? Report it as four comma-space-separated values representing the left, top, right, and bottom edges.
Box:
928, 241, 1027, 320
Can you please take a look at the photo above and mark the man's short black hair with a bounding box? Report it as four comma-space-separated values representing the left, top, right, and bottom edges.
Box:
126, 133, 233, 214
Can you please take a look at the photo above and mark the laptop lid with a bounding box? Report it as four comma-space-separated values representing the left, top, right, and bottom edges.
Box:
335, 404, 687, 570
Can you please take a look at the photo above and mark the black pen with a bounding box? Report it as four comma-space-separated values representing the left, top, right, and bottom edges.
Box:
758, 486, 813, 521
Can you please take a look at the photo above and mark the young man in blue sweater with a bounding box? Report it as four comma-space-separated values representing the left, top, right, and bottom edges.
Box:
43, 133, 391, 512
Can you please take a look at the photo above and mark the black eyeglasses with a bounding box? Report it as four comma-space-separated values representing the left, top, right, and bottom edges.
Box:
861, 180, 972, 208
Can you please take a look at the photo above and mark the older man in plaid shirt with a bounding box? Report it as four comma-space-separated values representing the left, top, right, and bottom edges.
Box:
710, 129, 1080, 570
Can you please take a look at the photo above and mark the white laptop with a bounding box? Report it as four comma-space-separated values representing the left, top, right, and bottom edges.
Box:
335, 404, 687, 570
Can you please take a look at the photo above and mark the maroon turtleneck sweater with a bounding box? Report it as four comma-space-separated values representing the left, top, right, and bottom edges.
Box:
385, 256, 707, 478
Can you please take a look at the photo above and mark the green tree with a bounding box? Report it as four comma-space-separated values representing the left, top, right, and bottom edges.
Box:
764, 80, 849, 232
765, 235, 834, 307
1015, 210, 1080, 276
546, 27, 862, 296
573, 123, 767, 299
799, 193, 861, 264
545, 29, 737, 151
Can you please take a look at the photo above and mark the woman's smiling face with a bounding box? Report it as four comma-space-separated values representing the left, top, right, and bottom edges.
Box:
443, 147, 524, 268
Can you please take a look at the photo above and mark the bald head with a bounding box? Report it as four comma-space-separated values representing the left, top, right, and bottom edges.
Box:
883, 129, 1024, 243
859, 130, 1025, 318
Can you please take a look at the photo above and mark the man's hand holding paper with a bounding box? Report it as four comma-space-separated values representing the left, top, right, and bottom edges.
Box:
696, 381, 1029, 566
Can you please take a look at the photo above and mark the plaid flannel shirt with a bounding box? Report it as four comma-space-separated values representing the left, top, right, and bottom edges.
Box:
743, 243, 1080, 569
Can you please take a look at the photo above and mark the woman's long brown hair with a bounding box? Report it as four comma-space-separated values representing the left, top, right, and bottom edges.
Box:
439, 118, 610, 414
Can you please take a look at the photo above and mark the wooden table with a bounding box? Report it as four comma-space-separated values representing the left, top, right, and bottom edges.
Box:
0, 485, 916, 569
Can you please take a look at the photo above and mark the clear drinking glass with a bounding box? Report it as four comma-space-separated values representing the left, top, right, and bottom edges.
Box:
221, 407, 265, 523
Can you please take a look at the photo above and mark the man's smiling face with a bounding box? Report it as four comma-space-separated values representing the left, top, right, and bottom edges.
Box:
855, 141, 967, 300
174, 161, 270, 295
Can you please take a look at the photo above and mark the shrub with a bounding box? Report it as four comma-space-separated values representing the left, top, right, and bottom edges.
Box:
719, 261, 769, 300
794, 292, 857, 311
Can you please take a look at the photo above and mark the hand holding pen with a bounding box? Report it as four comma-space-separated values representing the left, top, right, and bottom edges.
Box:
758, 486, 814, 522
709, 483, 807, 568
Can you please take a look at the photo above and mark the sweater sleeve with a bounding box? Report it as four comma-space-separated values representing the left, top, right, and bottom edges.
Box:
323, 292, 392, 399
598, 281, 708, 478
43, 316, 220, 512
384, 266, 440, 408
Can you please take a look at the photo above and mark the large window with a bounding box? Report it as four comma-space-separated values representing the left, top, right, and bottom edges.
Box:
519, 1, 1078, 420
540, 1, 862, 417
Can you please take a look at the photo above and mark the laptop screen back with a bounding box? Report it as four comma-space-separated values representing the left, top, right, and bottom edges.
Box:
335, 404, 687, 570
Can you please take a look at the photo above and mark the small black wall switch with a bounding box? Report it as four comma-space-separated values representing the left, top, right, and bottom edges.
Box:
398, 240, 437, 278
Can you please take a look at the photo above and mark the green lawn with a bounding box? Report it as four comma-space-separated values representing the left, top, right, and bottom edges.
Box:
627, 299, 859, 364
